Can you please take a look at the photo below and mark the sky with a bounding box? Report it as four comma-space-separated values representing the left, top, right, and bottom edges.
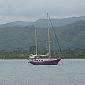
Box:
0, 0, 85, 24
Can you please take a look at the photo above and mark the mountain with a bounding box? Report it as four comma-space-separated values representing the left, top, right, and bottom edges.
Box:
58, 20, 85, 49
1, 16, 85, 28
0, 16, 85, 50
0, 21, 32, 28
34, 16, 85, 28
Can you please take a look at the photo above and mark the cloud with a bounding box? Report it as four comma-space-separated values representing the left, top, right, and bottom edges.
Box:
0, 0, 85, 23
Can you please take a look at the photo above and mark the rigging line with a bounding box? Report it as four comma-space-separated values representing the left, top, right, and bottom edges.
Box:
48, 16, 62, 55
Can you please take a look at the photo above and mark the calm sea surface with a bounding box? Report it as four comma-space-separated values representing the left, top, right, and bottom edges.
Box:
0, 59, 85, 85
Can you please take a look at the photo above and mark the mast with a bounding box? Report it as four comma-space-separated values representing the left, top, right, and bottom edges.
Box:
49, 15, 62, 58
47, 13, 51, 58
35, 27, 38, 56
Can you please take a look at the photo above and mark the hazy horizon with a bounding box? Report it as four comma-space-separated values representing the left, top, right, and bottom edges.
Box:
0, 15, 85, 25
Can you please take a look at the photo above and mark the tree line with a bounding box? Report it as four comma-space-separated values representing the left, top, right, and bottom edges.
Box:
0, 46, 85, 59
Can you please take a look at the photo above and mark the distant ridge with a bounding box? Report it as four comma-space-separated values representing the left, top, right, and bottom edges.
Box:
0, 16, 85, 28
33, 16, 85, 28
58, 20, 85, 49
0, 16, 85, 50
0, 21, 32, 28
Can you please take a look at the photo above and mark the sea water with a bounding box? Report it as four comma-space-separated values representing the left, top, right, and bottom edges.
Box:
0, 59, 85, 85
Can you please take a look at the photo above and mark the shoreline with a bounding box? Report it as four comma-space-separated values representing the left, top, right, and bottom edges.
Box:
0, 58, 85, 60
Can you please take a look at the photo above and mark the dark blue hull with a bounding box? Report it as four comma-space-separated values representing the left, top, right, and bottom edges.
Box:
29, 59, 61, 65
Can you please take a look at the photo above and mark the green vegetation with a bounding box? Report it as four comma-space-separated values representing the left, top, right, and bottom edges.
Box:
62, 48, 85, 59
0, 49, 29, 59
0, 48, 85, 59
0, 17, 85, 59
0, 20, 85, 50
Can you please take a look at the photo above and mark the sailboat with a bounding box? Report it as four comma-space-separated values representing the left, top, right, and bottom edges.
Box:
28, 13, 61, 65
